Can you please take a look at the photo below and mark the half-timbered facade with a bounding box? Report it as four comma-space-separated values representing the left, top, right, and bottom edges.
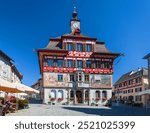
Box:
37, 8, 120, 105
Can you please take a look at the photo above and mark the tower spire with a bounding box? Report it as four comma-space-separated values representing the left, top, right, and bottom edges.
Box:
70, 3, 80, 33
72, 5, 78, 20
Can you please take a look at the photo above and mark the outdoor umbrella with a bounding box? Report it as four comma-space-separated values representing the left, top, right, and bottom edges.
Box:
14, 83, 39, 94
0, 78, 24, 93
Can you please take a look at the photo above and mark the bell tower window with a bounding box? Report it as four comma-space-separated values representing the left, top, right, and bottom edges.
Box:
86, 44, 92, 52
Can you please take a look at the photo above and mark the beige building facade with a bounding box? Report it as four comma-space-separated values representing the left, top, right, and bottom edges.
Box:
0, 50, 23, 97
37, 8, 120, 105
31, 78, 43, 101
113, 68, 149, 107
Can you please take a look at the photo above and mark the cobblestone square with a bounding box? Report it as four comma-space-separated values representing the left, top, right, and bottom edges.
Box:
7, 104, 150, 116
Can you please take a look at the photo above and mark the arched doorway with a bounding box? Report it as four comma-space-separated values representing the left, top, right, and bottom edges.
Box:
76, 90, 83, 103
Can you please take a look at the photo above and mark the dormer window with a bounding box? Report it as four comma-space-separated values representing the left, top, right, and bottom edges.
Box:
76, 44, 83, 51
86, 44, 92, 52
67, 44, 73, 51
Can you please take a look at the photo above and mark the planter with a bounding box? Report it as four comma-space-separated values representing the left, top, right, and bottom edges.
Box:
95, 98, 101, 101
50, 98, 56, 102
57, 98, 63, 102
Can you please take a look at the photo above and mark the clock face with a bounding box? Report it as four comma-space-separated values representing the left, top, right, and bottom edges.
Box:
73, 22, 79, 29
71, 21, 80, 32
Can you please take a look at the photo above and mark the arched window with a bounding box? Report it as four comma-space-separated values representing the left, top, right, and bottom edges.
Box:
58, 90, 63, 99
85, 90, 89, 98
95, 91, 100, 98
51, 90, 56, 98
70, 90, 74, 98
102, 91, 107, 99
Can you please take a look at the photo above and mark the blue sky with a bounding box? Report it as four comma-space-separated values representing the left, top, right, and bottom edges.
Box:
0, 0, 150, 86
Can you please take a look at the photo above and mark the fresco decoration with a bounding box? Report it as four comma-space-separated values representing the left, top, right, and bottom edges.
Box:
43, 73, 69, 87
91, 75, 112, 88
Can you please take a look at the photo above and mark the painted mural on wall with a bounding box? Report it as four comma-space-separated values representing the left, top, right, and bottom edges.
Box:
91, 75, 112, 88
43, 73, 69, 87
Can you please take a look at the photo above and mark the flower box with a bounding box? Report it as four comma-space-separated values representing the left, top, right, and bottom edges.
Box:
95, 98, 101, 101
57, 98, 63, 102
70, 98, 74, 101
50, 98, 56, 101
102, 97, 107, 101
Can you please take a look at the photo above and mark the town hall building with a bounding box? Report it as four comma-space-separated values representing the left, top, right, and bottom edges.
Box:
37, 8, 120, 105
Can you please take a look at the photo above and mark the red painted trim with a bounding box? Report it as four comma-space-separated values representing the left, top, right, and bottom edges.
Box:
43, 66, 113, 74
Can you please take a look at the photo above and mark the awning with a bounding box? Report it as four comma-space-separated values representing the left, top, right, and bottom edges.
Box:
0, 78, 24, 93
138, 89, 150, 95
14, 83, 39, 94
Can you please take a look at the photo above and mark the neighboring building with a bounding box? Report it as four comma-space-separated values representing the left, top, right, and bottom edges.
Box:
113, 68, 149, 106
0, 50, 23, 97
141, 53, 150, 107
31, 78, 43, 101
143, 53, 150, 88
0, 50, 23, 83
37, 8, 120, 105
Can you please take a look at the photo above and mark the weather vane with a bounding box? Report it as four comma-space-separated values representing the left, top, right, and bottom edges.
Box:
73, 0, 77, 11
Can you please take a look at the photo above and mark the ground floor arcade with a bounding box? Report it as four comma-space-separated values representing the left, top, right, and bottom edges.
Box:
43, 88, 112, 106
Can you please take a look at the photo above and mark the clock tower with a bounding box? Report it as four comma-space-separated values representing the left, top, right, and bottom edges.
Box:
70, 7, 80, 33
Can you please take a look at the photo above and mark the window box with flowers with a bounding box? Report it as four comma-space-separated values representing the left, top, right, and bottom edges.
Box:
95, 98, 101, 101
70, 98, 74, 101
57, 98, 63, 102
102, 97, 107, 101
50, 98, 56, 101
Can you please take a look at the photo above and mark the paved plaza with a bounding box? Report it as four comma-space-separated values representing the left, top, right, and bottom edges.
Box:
6, 103, 150, 116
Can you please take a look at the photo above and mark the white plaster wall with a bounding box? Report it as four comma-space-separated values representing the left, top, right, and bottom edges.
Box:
44, 88, 68, 104
90, 89, 112, 105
